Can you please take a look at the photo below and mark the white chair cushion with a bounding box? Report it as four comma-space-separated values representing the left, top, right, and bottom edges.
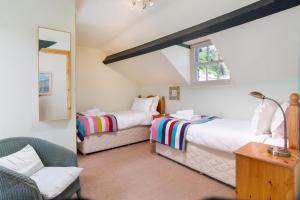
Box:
30, 167, 82, 199
251, 101, 277, 135
0, 144, 44, 176
271, 103, 289, 138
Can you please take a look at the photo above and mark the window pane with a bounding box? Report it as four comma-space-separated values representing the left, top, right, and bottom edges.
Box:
193, 42, 230, 83
197, 65, 207, 81
219, 62, 230, 80
207, 63, 219, 80
207, 45, 219, 62
196, 47, 208, 63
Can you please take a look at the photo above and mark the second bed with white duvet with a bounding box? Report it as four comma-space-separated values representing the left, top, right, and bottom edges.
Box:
155, 118, 284, 187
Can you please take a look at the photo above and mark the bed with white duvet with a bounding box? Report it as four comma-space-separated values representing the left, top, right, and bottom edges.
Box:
112, 110, 153, 130
155, 101, 287, 187
186, 119, 271, 153
78, 96, 162, 154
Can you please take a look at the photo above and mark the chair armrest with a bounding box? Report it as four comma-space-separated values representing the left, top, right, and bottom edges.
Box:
0, 166, 42, 200
35, 141, 78, 167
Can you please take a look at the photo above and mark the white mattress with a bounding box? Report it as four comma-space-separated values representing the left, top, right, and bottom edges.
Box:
156, 142, 236, 186
186, 119, 270, 153
112, 110, 152, 130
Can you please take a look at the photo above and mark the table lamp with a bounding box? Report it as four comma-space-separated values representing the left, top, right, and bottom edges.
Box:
250, 91, 291, 157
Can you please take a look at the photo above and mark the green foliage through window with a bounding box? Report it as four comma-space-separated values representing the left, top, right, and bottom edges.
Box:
194, 43, 230, 82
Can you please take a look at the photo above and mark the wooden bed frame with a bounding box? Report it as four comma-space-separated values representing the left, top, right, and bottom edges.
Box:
288, 93, 300, 150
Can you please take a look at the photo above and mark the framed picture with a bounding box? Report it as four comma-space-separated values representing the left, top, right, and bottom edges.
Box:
39, 72, 52, 96
169, 86, 180, 100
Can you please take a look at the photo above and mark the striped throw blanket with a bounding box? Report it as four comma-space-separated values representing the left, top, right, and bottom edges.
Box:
150, 116, 215, 151
77, 113, 118, 141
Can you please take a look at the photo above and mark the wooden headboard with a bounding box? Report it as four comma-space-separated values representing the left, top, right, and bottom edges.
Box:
138, 95, 166, 114
288, 93, 300, 150
156, 96, 166, 114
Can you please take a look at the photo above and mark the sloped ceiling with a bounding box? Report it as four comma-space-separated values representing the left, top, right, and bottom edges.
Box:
77, 0, 264, 86
77, 0, 259, 54
76, 0, 174, 48
110, 49, 188, 86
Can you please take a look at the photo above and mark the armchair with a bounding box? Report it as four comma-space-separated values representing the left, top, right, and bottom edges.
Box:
0, 137, 81, 200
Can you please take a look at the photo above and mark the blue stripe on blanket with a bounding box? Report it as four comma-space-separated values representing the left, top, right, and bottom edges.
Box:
171, 122, 180, 148
179, 123, 191, 150
157, 118, 171, 143
76, 118, 85, 141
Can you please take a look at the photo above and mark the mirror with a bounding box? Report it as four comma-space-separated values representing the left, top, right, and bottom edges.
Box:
38, 27, 71, 121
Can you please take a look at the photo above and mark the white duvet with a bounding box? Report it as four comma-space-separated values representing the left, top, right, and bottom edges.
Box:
112, 110, 152, 130
186, 119, 271, 153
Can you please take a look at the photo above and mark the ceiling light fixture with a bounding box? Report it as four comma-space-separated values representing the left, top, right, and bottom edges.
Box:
131, 0, 154, 11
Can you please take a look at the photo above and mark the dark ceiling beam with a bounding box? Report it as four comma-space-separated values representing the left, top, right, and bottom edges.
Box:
177, 44, 191, 49
103, 0, 300, 64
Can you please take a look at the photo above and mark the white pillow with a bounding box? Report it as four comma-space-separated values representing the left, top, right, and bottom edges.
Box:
251, 101, 277, 135
131, 98, 153, 113
31, 167, 82, 199
150, 96, 160, 113
271, 103, 289, 138
0, 145, 44, 176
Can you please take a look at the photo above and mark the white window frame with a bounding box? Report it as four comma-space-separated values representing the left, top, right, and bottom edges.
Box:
190, 40, 231, 86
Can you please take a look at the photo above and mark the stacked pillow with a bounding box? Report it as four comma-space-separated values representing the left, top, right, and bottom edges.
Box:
251, 101, 288, 138
131, 96, 160, 115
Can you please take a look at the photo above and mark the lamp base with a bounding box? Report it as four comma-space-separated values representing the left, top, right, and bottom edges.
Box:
267, 146, 291, 157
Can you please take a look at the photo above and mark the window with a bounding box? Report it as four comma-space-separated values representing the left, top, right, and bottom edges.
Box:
191, 41, 230, 83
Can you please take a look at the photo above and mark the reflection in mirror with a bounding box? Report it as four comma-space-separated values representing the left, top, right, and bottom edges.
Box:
38, 27, 71, 121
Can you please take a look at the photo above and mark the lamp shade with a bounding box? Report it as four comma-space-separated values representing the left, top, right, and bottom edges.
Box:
249, 91, 265, 99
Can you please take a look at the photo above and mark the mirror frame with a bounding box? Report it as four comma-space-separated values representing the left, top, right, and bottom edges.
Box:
38, 27, 72, 120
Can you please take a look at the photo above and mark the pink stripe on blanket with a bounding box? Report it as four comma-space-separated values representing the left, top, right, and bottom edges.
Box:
104, 116, 109, 131
82, 117, 91, 136
92, 117, 98, 133
87, 117, 95, 135
150, 118, 162, 141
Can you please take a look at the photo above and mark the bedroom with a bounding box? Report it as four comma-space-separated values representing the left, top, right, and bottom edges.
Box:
0, 0, 300, 200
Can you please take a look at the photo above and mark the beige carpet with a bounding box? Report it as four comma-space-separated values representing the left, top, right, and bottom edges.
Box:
78, 142, 235, 200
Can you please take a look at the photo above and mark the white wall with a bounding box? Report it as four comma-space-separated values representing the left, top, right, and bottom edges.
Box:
76, 46, 138, 112
161, 46, 190, 84
0, 0, 76, 151
139, 7, 300, 119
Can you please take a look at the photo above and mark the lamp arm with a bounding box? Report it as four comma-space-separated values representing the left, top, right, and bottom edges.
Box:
265, 97, 288, 150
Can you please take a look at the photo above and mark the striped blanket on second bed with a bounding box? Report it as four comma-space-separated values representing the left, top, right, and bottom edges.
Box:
150, 116, 215, 151
77, 114, 118, 141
